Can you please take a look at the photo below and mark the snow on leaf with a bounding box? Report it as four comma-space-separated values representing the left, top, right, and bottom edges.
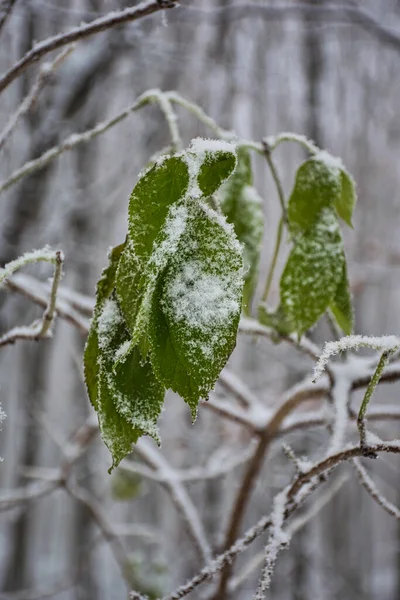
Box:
217, 147, 264, 314
149, 202, 244, 417
184, 137, 237, 198
280, 209, 344, 336
287, 155, 342, 232
116, 155, 190, 333
84, 245, 165, 471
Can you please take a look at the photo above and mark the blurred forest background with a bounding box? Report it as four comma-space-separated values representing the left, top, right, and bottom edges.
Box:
1, 1, 400, 599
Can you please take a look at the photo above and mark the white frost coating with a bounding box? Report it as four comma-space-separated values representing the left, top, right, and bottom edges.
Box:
163, 260, 240, 351
182, 137, 237, 199
114, 339, 132, 363
315, 149, 344, 172
313, 334, 400, 382
0, 246, 60, 285
97, 298, 124, 354
149, 204, 189, 270
254, 488, 290, 599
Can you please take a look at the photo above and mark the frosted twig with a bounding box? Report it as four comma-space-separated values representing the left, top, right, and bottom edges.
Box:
0, 251, 64, 347
325, 374, 352, 456
166, 91, 233, 139
351, 458, 400, 520
135, 439, 212, 564
229, 475, 347, 592
122, 444, 256, 483
153, 90, 182, 152
0, 46, 75, 151
0, 246, 59, 285
253, 488, 290, 599
218, 368, 264, 409
313, 334, 400, 382
0, 0, 179, 94
265, 132, 319, 154
0, 94, 155, 195
4, 273, 89, 335
239, 317, 322, 362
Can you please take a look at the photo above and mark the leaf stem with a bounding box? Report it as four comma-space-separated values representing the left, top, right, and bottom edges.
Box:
262, 216, 283, 303
357, 350, 392, 448
262, 139, 287, 222
266, 132, 319, 155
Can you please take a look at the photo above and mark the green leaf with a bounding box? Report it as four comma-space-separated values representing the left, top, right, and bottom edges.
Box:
84, 243, 125, 410
149, 203, 243, 416
280, 209, 344, 336
336, 169, 357, 227
218, 148, 264, 314
96, 297, 164, 471
84, 245, 165, 471
330, 260, 353, 334
189, 139, 237, 197
116, 156, 190, 333
288, 154, 342, 232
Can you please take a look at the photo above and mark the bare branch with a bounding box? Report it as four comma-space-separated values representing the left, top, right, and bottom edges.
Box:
135, 439, 213, 564
0, 0, 179, 94
351, 458, 400, 521
0, 46, 75, 151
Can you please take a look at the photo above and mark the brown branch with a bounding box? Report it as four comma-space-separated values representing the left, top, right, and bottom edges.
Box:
0, 1, 179, 94
160, 441, 400, 600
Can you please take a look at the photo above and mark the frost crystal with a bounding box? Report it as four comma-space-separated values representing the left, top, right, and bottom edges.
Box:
313, 334, 400, 382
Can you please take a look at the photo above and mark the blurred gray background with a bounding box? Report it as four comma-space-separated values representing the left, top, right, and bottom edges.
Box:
0, 1, 400, 599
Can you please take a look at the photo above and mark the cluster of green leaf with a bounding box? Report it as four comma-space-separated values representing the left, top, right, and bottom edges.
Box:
84, 139, 259, 469
84, 122, 357, 471
260, 151, 356, 337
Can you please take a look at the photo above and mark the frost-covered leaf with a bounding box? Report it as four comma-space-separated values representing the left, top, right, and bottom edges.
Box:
330, 260, 353, 335
84, 245, 164, 471
336, 169, 357, 228
116, 156, 190, 333
84, 243, 125, 410
149, 203, 243, 416
218, 148, 264, 313
280, 209, 344, 336
288, 153, 342, 232
97, 297, 164, 471
186, 138, 237, 197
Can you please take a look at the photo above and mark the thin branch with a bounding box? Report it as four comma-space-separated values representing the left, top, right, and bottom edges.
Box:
0, 251, 64, 347
0, 0, 179, 94
239, 316, 322, 363
351, 458, 400, 521
135, 439, 212, 564
4, 273, 89, 335
262, 138, 288, 223
0, 46, 75, 151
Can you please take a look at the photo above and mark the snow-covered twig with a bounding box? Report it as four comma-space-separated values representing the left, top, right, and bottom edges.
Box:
313, 334, 400, 382
0, 249, 64, 347
239, 317, 322, 363
351, 458, 400, 520
0, 0, 179, 94
0, 45, 75, 151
